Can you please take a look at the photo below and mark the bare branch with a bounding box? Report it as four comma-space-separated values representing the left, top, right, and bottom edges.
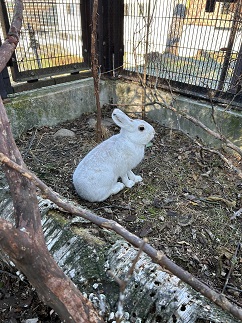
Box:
0, 0, 103, 313
161, 98, 242, 157
0, 96, 103, 322
91, 0, 102, 142
192, 138, 242, 179
0, 219, 103, 323
0, 0, 23, 73
0, 94, 41, 232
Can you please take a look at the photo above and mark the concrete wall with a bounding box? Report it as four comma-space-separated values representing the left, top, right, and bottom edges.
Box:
5, 78, 106, 138
108, 80, 242, 149
4, 78, 242, 149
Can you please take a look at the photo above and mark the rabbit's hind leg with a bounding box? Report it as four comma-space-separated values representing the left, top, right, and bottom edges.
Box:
110, 182, 125, 195
121, 173, 135, 188
127, 170, 142, 183
97, 182, 125, 201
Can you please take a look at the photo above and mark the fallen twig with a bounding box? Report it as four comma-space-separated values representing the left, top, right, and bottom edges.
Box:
22, 129, 38, 158
222, 242, 241, 294
227, 285, 242, 294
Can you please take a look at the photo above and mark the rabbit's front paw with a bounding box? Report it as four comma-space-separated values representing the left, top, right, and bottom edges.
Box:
125, 180, 136, 188
121, 174, 135, 188
133, 175, 143, 183
127, 170, 143, 183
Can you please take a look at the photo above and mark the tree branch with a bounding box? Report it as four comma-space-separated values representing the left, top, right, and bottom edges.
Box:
163, 99, 242, 157
91, 0, 102, 142
1, 151, 242, 321
0, 218, 103, 323
0, 94, 42, 233
191, 137, 242, 179
0, 98, 103, 322
0, 2, 103, 319
0, 0, 23, 73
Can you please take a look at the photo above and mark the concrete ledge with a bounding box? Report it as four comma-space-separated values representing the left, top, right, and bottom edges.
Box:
4, 78, 105, 138
109, 80, 242, 149
3, 78, 242, 150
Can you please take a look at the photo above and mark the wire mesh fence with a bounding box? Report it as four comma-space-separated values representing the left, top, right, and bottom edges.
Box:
123, 0, 242, 94
0, 0, 242, 102
0, 0, 87, 81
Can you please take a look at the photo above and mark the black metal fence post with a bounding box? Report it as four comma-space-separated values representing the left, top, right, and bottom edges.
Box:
0, 67, 13, 99
217, 0, 242, 92
80, 0, 92, 67
229, 42, 242, 95
98, 0, 124, 76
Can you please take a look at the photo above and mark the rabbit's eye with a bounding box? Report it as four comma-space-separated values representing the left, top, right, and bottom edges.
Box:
139, 125, 145, 131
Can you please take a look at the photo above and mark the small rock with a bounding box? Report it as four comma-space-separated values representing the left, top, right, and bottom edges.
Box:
102, 117, 113, 127
103, 207, 113, 214
25, 319, 39, 323
87, 118, 96, 128
88, 117, 113, 129
53, 128, 75, 138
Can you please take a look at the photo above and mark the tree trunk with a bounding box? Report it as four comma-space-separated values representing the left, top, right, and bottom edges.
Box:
91, 0, 102, 142
0, 0, 102, 318
0, 218, 101, 322
0, 95, 103, 322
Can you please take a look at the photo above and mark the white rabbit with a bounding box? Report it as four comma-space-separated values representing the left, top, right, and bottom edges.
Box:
73, 108, 155, 202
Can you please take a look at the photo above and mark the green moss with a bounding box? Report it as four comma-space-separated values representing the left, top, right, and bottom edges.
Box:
148, 207, 159, 217
72, 227, 105, 246
47, 209, 69, 226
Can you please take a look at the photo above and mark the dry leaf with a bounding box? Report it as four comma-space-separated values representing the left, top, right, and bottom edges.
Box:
206, 195, 236, 208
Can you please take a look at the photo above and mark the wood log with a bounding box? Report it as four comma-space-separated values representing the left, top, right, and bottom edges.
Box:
0, 180, 239, 322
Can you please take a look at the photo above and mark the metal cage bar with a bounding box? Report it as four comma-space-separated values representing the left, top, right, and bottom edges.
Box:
0, 0, 242, 106
0, 0, 91, 82
122, 0, 242, 102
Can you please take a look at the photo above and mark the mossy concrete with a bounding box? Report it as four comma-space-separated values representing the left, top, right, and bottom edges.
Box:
4, 78, 242, 149
106, 80, 242, 149
149, 96, 242, 149
4, 78, 109, 138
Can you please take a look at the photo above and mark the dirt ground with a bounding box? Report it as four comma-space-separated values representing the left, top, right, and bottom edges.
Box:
1, 106, 242, 322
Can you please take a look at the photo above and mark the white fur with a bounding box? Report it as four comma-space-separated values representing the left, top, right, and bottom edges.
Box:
73, 109, 155, 202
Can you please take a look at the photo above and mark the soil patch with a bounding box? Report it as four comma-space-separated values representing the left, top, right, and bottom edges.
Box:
1, 107, 242, 321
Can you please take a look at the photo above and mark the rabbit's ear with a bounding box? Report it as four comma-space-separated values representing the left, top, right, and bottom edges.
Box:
112, 109, 133, 129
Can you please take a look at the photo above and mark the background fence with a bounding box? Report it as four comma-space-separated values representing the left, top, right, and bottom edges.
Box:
0, 0, 242, 106
0, 0, 90, 82
123, 0, 242, 104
